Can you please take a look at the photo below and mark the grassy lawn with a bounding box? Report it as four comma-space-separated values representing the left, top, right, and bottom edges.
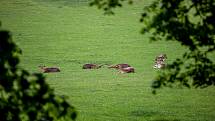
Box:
0, 0, 215, 121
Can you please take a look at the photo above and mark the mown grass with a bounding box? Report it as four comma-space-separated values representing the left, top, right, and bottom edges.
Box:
0, 0, 215, 121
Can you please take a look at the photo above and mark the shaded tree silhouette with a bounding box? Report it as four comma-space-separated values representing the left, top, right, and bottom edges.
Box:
90, 0, 215, 92
0, 24, 76, 120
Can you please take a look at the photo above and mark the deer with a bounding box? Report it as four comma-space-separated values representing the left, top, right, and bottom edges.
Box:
154, 54, 167, 69
82, 64, 103, 69
108, 63, 134, 73
108, 64, 131, 69
153, 62, 166, 69
118, 67, 135, 73
39, 66, 60, 73
156, 54, 167, 61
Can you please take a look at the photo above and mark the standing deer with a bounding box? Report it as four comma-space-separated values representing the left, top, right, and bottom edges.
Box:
39, 66, 60, 73
153, 62, 166, 69
156, 54, 167, 61
154, 54, 167, 69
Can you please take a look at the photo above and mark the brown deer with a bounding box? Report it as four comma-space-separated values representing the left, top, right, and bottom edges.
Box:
118, 67, 135, 73
108, 64, 134, 73
108, 64, 131, 69
82, 64, 103, 69
39, 66, 60, 73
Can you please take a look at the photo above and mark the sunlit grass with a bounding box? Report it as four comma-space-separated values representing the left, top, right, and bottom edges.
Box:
0, 0, 215, 121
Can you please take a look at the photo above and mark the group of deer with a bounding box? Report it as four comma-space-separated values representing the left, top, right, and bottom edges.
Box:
82, 63, 135, 74
38, 63, 134, 74
38, 54, 166, 73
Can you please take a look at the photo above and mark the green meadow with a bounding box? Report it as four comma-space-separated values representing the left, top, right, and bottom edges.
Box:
0, 0, 215, 121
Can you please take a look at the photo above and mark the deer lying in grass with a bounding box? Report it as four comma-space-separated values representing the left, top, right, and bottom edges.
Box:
39, 66, 60, 73
108, 64, 135, 73
118, 67, 135, 73
108, 64, 131, 69
82, 64, 103, 69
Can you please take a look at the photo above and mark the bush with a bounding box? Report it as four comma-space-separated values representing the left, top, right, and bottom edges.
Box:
0, 25, 76, 121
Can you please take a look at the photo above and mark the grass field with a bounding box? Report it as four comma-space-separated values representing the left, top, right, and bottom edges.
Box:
0, 0, 215, 121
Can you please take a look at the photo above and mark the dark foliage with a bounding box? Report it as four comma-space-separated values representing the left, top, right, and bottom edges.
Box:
0, 25, 76, 120
89, 0, 133, 14
90, 0, 215, 92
